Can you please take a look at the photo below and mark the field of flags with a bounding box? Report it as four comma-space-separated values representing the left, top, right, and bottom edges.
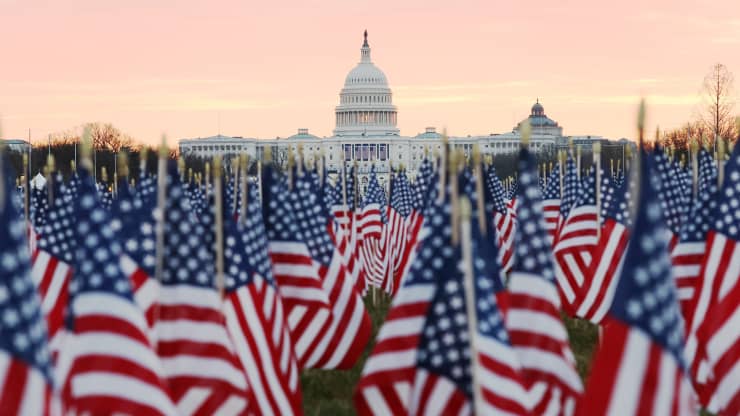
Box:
1, 115, 739, 415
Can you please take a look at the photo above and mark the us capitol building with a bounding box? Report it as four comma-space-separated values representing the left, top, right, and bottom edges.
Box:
179, 31, 618, 189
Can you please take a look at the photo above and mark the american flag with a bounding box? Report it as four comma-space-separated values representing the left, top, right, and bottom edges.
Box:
289, 172, 372, 369
330, 165, 368, 295
469, 214, 530, 414
0, 168, 55, 415
671, 149, 717, 329
652, 149, 684, 251
413, 158, 435, 216
155, 170, 251, 415
222, 183, 304, 416
557, 156, 580, 239
354, 194, 448, 415
359, 168, 389, 289
573, 174, 633, 323
29, 185, 48, 233
261, 165, 331, 369
579, 153, 696, 415
30, 178, 74, 360
59, 168, 176, 415
506, 147, 583, 415
112, 180, 160, 335
542, 163, 561, 246
553, 167, 600, 312
485, 164, 517, 273
406, 203, 515, 415
684, 144, 740, 414
385, 170, 420, 294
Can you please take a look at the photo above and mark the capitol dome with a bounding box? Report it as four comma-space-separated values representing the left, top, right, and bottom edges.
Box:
334, 31, 399, 137
514, 99, 563, 136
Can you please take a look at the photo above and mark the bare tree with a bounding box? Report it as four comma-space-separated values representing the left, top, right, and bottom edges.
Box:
701, 63, 735, 150
49, 128, 80, 145
85, 122, 135, 152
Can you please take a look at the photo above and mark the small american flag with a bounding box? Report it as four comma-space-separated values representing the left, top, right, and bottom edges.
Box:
652, 149, 684, 250
684, 144, 740, 414
485, 164, 517, 273
579, 153, 696, 415
359, 168, 389, 289
223, 183, 303, 416
469, 214, 530, 414
59, 168, 176, 415
573, 174, 633, 323
542, 164, 562, 246
354, 194, 447, 415
671, 149, 717, 329
557, 157, 580, 238
507, 147, 583, 415
289, 172, 372, 369
112, 180, 160, 335
385, 170, 419, 294
30, 178, 74, 360
0, 169, 55, 415
156, 170, 251, 415
553, 167, 601, 312
261, 165, 331, 369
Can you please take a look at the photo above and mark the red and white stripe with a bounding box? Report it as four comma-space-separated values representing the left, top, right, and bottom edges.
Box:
670, 241, 705, 328
223, 274, 303, 416
302, 249, 372, 369
354, 283, 434, 415
579, 320, 696, 415
120, 255, 159, 337
0, 354, 54, 416
267, 241, 332, 369
30, 249, 71, 359
506, 271, 583, 415
475, 332, 532, 415
59, 292, 177, 415
573, 219, 630, 324
394, 210, 424, 292
408, 369, 470, 415
493, 208, 517, 274
553, 204, 599, 311
155, 285, 250, 415
330, 215, 368, 295
358, 203, 388, 289
543, 198, 560, 246
685, 231, 740, 413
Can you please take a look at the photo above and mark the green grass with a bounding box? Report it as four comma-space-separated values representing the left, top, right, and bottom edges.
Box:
300, 292, 600, 415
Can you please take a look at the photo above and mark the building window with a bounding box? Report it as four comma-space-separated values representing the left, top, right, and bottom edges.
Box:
379, 144, 387, 160
369, 144, 376, 160
362, 144, 369, 161
354, 144, 361, 161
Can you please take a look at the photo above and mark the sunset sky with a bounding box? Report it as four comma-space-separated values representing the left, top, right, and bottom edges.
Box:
1, 0, 739, 145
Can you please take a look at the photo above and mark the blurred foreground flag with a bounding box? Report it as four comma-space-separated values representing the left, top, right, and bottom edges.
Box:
579, 153, 696, 415
0, 162, 55, 415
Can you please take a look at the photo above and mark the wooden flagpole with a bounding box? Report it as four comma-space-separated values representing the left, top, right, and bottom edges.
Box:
213, 156, 225, 297
459, 196, 482, 414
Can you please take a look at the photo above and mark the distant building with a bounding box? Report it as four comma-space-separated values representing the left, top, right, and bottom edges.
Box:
2, 139, 31, 153
179, 31, 631, 192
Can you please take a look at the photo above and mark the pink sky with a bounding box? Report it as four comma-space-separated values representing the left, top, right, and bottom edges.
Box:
1, 0, 739, 145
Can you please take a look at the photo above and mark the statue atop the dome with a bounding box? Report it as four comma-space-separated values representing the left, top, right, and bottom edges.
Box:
363, 30, 369, 47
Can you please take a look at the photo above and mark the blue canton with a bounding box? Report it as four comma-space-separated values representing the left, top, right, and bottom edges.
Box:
390, 171, 414, 218
69, 169, 134, 315
512, 149, 557, 285
712, 143, 740, 240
